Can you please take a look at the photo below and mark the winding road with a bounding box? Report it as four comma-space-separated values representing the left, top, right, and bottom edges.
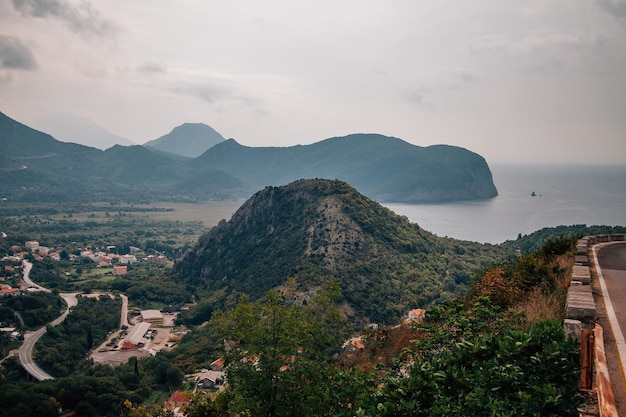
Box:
16, 261, 78, 381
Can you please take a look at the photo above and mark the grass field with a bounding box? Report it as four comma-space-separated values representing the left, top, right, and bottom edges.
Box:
138, 200, 245, 225
45, 200, 245, 227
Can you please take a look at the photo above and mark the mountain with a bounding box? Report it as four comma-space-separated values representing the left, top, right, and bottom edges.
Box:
144, 123, 225, 158
32, 112, 136, 150
175, 179, 503, 325
0, 112, 498, 203
192, 134, 498, 202
0, 111, 95, 158
0, 111, 248, 200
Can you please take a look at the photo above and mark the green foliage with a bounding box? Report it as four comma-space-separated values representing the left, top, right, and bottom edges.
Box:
469, 236, 574, 312
503, 224, 626, 255
2, 292, 64, 329
372, 320, 580, 417
210, 282, 358, 417
34, 295, 121, 377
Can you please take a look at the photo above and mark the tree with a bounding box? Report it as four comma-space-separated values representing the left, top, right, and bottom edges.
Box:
86, 325, 94, 349
210, 280, 349, 417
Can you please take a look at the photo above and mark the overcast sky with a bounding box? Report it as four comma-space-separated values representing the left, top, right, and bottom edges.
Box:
1, 0, 625, 164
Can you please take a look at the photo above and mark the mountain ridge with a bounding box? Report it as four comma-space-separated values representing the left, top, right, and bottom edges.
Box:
0, 111, 498, 203
193, 134, 498, 202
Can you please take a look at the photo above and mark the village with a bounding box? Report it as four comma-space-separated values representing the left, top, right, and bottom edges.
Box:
1, 237, 430, 416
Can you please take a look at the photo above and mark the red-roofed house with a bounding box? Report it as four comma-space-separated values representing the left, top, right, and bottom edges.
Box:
167, 390, 190, 416
210, 357, 224, 371
0, 287, 19, 296
408, 308, 426, 322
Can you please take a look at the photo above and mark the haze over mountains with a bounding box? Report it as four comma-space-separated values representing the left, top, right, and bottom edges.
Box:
144, 123, 225, 158
32, 113, 136, 150
0, 111, 498, 203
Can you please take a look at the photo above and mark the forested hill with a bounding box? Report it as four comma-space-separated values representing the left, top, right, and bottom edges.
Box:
175, 179, 504, 325
193, 133, 498, 202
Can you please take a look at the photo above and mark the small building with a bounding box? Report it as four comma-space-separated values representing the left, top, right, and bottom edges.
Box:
167, 390, 190, 416
197, 376, 224, 389
25, 241, 39, 250
113, 265, 128, 275
0, 284, 18, 297
408, 308, 426, 322
343, 338, 365, 353
147, 255, 168, 265
119, 254, 137, 264
141, 309, 164, 324
123, 322, 152, 349
210, 357, 224, 371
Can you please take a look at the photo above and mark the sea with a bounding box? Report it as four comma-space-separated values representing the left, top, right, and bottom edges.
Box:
382, 164, 626, 244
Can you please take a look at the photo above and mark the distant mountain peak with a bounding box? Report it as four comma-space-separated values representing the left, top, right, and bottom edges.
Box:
144, 122, 225, 158
31, 112, 136, 150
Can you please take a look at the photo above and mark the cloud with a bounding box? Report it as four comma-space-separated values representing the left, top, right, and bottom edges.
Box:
0, 35, 37, 69
137, 62, 167, 74
168, 82, 263, 109
597, 0, 626, 19
470, 32, 588, 57
403, 87, 432, 107
12, 0, 116, 37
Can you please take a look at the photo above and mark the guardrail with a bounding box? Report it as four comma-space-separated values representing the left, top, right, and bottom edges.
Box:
564, 234, 625, 417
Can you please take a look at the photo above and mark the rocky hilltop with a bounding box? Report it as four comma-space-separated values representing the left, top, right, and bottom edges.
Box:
175, 179, 502, 325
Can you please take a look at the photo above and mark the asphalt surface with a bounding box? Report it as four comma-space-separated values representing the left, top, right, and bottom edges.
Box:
596, 242, 626, 360
16, 260, 79, 381
18, 293, 78, 381
594, 241, 626, 414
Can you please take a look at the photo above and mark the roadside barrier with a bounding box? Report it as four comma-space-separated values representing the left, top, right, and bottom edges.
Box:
565, 235, 625, 417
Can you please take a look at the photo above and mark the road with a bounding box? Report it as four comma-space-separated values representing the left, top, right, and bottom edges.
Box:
16, 261, 79, 380
593, 241, 626, 415
17, 292, 78, 381
21, 260, 51, 293
120, 293, 129, 328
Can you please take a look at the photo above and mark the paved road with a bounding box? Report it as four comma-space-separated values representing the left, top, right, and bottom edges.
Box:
120, 293, 129, 328
18, 293, 78, 381
594, 242, 626, 406
21, 260, 51, 293
16, 260, 79, 380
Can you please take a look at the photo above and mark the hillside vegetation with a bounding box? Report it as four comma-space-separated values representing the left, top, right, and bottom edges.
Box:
168, 236, 582, 417
176, 179, 504, 325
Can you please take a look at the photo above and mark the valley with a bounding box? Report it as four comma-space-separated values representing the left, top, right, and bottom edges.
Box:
1, 113, 623, 416
2, 182, 623, 416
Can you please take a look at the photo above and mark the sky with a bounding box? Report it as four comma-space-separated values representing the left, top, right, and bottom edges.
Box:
1, 0, 625, 164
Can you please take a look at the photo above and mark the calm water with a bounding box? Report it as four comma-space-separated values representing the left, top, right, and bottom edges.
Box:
383, 164, 626, 244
